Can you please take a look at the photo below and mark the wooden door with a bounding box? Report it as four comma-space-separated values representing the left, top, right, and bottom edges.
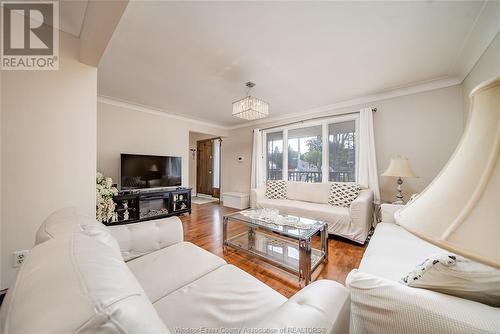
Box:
197, 140, 213, 195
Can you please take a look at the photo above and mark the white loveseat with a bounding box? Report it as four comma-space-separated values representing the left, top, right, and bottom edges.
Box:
1, 208, 351, 334
346, 204, 500, 334
251, 181, 374, 244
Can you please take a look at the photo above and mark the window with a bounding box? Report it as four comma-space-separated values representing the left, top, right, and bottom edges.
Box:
264, 116, 358, 183
328, 121, 356, 182
266, 131, 283, 180
288, 125, 322, 182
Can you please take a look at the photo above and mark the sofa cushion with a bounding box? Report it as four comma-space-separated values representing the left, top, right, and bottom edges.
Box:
287, 181, 331, 204
153, 264, 287, 329
0, 233, 168, 334
359, 223, 444, 281
328, 183, 360, 207
265, 180, 287, 199
35, 206, 101, 245
127, 241, 227, 303
109, 217, 185, 261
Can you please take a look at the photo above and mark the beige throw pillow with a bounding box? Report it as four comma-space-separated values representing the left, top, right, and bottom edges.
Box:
400, 253, 500, 307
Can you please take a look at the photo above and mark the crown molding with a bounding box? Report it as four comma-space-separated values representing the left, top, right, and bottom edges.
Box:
226, 77, 461, 130
97, 78, 461, 130
98, 77, 460, 131
99, 77, 460, 131
97, 95, 228, 130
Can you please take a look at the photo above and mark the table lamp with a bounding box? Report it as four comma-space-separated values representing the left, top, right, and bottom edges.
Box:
396, 75, 500, 269
381, 157, 417, 204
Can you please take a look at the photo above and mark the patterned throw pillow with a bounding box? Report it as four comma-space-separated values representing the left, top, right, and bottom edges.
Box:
265, 180, 287, 199
400, 253, 500, 307
328, 183, 360, 207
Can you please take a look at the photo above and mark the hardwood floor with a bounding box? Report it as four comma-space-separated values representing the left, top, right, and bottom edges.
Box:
180, 202, 367, 298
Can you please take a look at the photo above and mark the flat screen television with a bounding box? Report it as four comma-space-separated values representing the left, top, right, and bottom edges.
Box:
121, 154, 182, 189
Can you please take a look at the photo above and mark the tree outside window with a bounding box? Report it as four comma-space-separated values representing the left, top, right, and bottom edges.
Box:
264, 118, 357, 183
266, 131, 283, 180
328, 121, 356, 182
288, 126, 322, 182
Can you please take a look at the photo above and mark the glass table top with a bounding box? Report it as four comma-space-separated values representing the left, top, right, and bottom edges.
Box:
226, 230, 324, 273
224, 208, 326, 240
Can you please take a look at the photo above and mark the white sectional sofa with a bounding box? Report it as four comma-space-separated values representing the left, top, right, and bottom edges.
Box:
1, 208, 351, 334
346, 204, 500, 334
251, 181, 374, 244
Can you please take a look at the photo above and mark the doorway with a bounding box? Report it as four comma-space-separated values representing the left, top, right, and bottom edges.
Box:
196, 138, 221, 198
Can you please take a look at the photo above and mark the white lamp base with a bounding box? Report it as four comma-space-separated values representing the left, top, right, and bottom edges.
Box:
393, 177, 405, 204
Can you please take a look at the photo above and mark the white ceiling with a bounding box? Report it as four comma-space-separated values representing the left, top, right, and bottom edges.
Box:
97, 1, 499, 127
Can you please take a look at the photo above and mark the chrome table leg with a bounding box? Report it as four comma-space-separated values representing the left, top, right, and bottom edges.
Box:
299, 237, 312, 286
321, 224, 328, 262
222, 216, 228, 252
248, 226, 256, 250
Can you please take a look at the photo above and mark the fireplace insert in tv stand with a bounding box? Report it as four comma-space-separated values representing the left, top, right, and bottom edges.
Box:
105, 187, 191, 226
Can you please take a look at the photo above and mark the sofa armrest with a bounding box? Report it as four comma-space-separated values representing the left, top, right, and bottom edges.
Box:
380, 203, 404, 224
350, 189, 374, 228
346, 269, 500, 334
252, 280, 350, 334
107, 216, 184, 261
250, 187, 266, 208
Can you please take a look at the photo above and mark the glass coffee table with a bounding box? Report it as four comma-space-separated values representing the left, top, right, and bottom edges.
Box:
222, 208, 328, 286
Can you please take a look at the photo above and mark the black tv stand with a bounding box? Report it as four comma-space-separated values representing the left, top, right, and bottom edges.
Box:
104, 187, 191, 226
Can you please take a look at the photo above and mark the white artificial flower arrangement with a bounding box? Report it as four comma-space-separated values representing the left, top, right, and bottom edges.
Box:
96, 171, 118, 223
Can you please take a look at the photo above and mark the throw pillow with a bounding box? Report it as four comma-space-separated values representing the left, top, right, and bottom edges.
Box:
328, 182, 360, 207
265, 180, 287, 199
400, 253, 500, 307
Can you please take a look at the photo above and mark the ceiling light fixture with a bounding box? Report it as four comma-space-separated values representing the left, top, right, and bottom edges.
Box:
232, 82, 269, 120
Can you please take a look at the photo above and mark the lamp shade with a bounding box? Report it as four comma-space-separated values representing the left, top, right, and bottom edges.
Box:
381, 157, 417, 178
396, 75, 500, 269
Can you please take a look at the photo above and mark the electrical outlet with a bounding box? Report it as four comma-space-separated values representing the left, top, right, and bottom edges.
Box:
13, 250, 29, 268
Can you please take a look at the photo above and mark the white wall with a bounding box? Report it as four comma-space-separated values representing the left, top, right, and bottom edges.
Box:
462, 31, 500, 120
0, 70, 3, 290
1, 32, 97, 289
222, 128, 254, 195
97, 102, 227, 188
222, 85, 463, 203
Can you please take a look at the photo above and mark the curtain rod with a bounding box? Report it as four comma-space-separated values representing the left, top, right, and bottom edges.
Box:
258, 107, 377, 132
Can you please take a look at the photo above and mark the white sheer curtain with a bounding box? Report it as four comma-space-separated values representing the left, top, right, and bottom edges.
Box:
357, 108, 381, 204
250, 129, 265, 189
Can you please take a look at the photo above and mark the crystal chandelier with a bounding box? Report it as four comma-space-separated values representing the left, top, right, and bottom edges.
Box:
232, 82, 269, 120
